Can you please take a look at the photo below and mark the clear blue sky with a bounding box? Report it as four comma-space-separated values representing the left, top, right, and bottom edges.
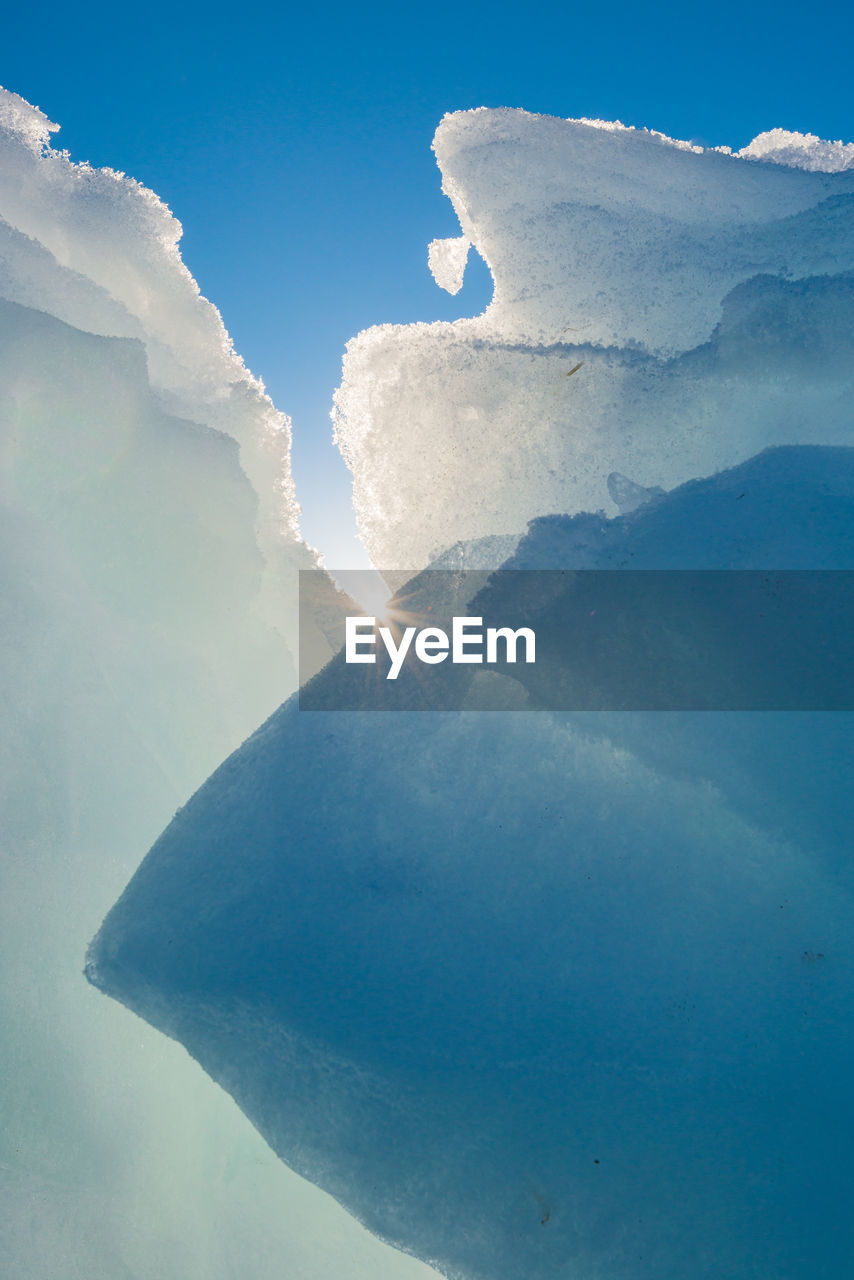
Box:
3, 0, 853, 564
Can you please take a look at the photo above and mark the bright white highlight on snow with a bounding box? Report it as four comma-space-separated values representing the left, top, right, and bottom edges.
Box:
427, 234, 471, 294
738, 128, 854, 172
334, 108, 854, 568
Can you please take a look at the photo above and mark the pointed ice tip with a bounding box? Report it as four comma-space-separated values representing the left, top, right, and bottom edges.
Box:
0, 85, 59, 150
427, 235, 471, 295
83, 951, 103, 990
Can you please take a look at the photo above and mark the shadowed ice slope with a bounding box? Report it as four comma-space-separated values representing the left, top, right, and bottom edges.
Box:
89, 445, 854, 1280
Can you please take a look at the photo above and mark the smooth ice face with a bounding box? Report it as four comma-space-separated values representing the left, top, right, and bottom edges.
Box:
87, 447, 854, 1280
333, 109, 854, 568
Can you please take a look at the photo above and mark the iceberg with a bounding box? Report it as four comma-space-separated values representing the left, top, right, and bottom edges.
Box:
4, 82, 852, 1280
85, 95, 854, 1271
0, 88, 313, 638
334, 109, 854, 568
0, 87, 427, 1280
88, 446, 854, 1279
87, 106, 854, 1280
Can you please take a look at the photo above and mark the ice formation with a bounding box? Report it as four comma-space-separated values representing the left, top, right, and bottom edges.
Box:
334, 108, 854, 568
0, 87, 419, 1280
5, 80, 851, 1280
427, 234, 471, 294
88, 107, 854, 1280
0, 88, 314, 633
88, 446, 854, 1280
739, 128, 854, 172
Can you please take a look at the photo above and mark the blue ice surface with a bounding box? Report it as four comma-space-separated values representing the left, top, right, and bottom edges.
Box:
88, 445, 854, 1280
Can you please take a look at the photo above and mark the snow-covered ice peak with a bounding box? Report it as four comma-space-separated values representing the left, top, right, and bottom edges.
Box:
0, 84, 304, 568
334, 107, 854, 569
431, 107, 854, 355
0, 83, 325, 653
0, 87, 58, 149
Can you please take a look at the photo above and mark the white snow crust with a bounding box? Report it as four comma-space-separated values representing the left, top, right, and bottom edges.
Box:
427, 234, 471, 294
334, 108, 854, 568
